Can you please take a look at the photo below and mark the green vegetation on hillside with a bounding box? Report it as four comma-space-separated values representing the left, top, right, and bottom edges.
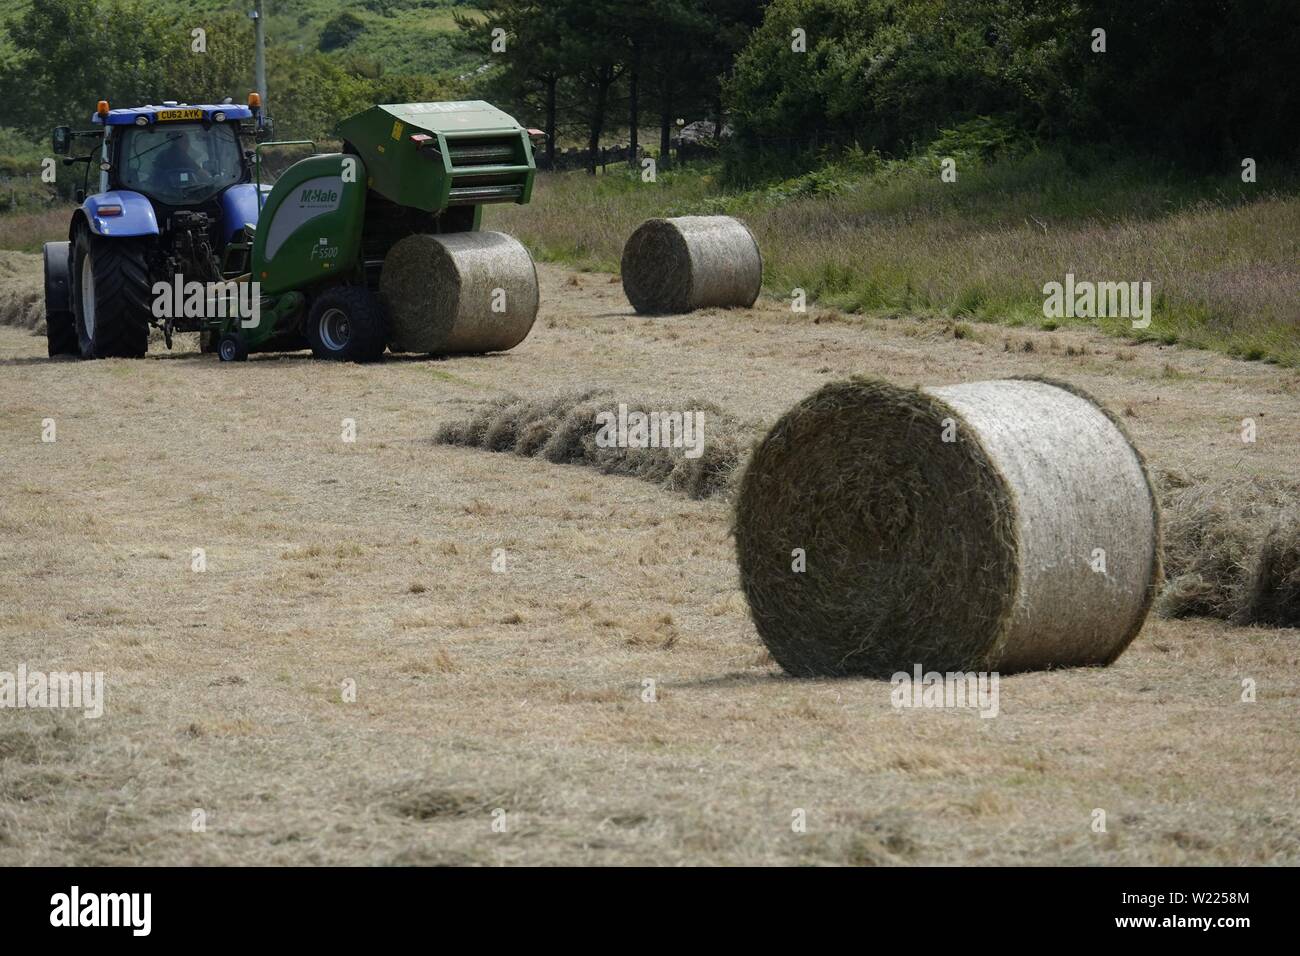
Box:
0, 0, 477, 147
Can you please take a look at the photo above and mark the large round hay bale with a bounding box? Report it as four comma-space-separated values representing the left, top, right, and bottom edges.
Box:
380, 231, 539, 355
734, 377, 1162, 677
620, 215, 762, 315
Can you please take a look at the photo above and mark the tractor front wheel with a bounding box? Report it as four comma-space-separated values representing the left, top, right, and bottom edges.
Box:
71, 231, 151, 359
305, 287, 386, 363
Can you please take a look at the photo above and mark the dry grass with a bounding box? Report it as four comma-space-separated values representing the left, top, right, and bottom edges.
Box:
0, 208, 67, 254
0, 258, 1297, 865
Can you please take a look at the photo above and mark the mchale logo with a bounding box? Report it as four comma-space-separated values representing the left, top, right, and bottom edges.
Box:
300, 187, 339, 204
49, 886, 151, 936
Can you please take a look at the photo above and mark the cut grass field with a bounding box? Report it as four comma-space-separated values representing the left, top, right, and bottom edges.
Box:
488, 151, 1300, 366
0, 256, 1297, 865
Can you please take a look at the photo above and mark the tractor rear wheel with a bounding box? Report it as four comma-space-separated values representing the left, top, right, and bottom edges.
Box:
71, 230, 151, 359
305, 286, 386, 363
43, 241, 78, 357
46, 313, 78, 358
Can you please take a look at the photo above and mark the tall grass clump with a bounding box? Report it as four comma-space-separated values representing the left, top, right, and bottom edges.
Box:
489, 142, 1300, 365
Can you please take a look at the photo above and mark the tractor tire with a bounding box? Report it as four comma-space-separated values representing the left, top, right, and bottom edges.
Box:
43, 241, 78, 357
305, 286, 387, 363
71, 230, 151, 359
46, 313, 78, 357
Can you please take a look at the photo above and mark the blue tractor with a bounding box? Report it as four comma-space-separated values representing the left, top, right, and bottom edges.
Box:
45, 96, 271, 358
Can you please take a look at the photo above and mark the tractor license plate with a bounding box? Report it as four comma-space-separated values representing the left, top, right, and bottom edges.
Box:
157, 109, 203, 122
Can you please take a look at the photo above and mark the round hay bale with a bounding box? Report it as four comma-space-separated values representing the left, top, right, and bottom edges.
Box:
380, 231, 539, 355
734, 377, 1162, 677
620, 215, 762, 315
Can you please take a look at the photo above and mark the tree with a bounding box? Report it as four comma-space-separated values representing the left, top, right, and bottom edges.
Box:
319, 12, 366, 53
0, 0, 174, 135
457, 0, 572, 169
565, 2, 629, 172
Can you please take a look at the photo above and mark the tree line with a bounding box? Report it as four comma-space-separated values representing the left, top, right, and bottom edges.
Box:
455, 1, 763, 172
1, 0, 1294, 183
466, 0, 1299, 175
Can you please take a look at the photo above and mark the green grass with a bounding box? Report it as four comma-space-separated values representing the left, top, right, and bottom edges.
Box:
488, 148, 1300, 366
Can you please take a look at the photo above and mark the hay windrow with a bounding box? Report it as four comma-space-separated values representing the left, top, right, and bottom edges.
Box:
0, 252, 45, 332
620, 216, 762, 315
434, 390, 752, 501
380, 231, 539, 355
734, 377, 1162, 678
1156, 472, 1300, 626
1246, 515, 1300, 627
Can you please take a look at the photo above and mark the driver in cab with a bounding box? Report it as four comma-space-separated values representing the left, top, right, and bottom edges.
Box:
155, 134, 212, 187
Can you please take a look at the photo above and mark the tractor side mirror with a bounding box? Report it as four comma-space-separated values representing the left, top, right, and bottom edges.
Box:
52, 126, 72, 155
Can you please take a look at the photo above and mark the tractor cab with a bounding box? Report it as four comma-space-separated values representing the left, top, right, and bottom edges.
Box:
63, 99, 267, 251
109, 112, 245, 207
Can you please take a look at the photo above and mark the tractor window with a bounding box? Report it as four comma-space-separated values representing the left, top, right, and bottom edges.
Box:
116, 123, 243, 205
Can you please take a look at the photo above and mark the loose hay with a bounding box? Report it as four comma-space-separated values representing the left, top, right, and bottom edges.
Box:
620, 215, 762, 315
435, 390, 751, 500
1245, 514, 1300, 627
0, 252, 45, 332
733, 377, 1162, 677
380, 231, 539, 355
1157, 472, 1300, 626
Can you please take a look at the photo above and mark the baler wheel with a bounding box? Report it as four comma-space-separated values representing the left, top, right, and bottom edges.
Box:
217, 333, 248, 362
306, 286, 387, 363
